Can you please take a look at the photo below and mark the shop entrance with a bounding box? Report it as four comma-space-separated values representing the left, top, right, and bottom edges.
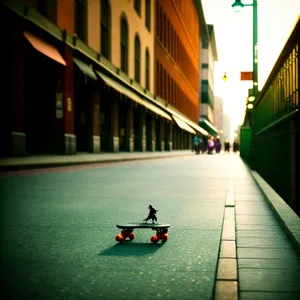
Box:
24, 42, 60, 154
74, 70, 93, 152
100, 88, 113, 152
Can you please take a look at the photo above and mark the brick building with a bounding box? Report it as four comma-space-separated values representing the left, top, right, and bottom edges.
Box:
1, 0, 208, 157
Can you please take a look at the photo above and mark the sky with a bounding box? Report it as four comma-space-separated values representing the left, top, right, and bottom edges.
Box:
201, 0, 300, 139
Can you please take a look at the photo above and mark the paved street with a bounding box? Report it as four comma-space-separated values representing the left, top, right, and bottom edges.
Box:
1, 153, 300, 300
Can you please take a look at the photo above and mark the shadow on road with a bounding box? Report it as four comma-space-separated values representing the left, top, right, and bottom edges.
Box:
99, 242, 164, 256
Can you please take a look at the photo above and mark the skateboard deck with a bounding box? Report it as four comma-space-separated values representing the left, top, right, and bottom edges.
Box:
117, 223, 170, 229
116, 223, 170, 243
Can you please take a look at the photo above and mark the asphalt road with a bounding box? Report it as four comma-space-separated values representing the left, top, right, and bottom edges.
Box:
0, 155, 232, 300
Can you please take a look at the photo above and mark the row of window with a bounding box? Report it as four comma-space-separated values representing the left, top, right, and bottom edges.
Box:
121, 18, 150, 89
156, 60, 196, 119
156, 2, 198, 92
173, 0, 198, 47
73, 0, 150, 89
134, 0, 151, 31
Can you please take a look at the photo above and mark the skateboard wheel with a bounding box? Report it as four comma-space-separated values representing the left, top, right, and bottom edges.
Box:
116, 234, 124, 242
129, 233, 135, 241
151, 235, 158, 243
162, 234, 168, 242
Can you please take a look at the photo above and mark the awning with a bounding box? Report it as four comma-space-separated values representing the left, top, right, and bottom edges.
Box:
172, 115, 196, 135
74, 58, 97, 80
24, 31, 66, 66
199, 118, 219, 135
96, 71, 172, 121
164, 106, 208, 136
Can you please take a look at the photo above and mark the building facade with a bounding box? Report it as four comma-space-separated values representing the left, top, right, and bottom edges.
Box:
1, 0, 208, 157
214, 96, 224, 147
198, 24, 219, 137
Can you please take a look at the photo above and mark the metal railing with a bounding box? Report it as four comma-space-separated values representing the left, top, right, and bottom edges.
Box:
253, 16, 299, 215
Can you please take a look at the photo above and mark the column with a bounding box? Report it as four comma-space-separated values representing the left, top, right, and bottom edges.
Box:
62, 45, 76, 154
151, 115, 156, 151
165, 121, 173, 151
126, 101, 134, 152
112, 94, 119, 152
90, 90, 101, 153
3, 16, 26, 156
160, 118, 165, 151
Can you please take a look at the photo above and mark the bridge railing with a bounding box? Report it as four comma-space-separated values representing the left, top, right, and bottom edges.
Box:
253, 16, 299, 216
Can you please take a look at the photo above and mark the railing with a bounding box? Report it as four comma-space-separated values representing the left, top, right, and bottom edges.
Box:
253, 16, 299, 216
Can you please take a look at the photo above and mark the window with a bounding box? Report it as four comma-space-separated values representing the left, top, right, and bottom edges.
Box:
156, 2, 159, 38
167, 74, 170, 102
167, 20, 170, 51
145, 0, 151, 31
101, 0, 110, 59
159, 7, 163, 41
134, 35, 141, 83
120, 17, 128, 73
75, 0, 87, 42
37, 0, 47, 17
163, 13, 166, 47
134, 0, 141, 15
156, 59, 159, 95
145, 49, 150, 90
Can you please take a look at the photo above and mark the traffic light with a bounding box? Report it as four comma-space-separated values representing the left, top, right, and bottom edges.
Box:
222, 72, 228, 82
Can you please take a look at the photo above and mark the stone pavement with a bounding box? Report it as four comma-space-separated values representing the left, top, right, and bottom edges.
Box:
0, 152, 300, 300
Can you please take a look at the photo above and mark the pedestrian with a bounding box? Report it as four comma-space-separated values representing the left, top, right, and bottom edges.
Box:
233, 140, 239, 152
207, 136, 215, 154
224, 139, 230, 153
215, 138, 221, 153
198, 137, 203, 154
193, 135, 200, 154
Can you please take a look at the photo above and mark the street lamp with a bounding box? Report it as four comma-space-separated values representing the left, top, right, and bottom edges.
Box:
231, 0, 258, 100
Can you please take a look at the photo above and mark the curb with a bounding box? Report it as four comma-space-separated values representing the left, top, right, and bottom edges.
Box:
249, 169, 300, 255
0, 153, 192, 172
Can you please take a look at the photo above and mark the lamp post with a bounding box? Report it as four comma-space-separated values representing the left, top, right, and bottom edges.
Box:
232, 0, 258, 101
232, 0, 258, 167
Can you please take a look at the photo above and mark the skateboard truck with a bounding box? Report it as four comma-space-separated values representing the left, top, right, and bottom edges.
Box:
115, 223, 170, 243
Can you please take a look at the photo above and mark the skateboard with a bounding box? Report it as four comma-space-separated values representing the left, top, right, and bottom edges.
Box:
115, 223, 170, 243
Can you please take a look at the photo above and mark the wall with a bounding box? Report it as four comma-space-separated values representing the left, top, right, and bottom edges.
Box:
155, 0, 199, 123
112, 0, 155, 93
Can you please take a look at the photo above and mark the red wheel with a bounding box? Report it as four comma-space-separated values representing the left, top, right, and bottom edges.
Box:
116, 234, 124, 242
162, 234, 168, 242
151, 235, 158, 243
129, 233, 135, 241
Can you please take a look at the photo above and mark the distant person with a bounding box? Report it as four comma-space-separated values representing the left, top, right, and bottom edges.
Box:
224, 139, 230, 153
233, 140, 239, 152
215, 138, 221, 153
193, 135, 200, 154
207, 137, 215, 154
198, 137, 203, 154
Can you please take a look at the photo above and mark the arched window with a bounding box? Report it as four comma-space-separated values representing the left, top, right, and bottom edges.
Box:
134, 35, 141, 83
145, 0, 151, 31
145, 49, 150, 90
101, 0, 110, 59
134, 0, 141, 15
75, 0, 87, 42
120, 17, 128, 73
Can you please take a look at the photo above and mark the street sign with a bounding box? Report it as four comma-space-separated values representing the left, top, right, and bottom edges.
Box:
241, 72, 253, 81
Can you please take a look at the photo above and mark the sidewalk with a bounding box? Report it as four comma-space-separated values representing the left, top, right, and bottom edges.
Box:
0, 150, 194, 171
214, 154, 300, 300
